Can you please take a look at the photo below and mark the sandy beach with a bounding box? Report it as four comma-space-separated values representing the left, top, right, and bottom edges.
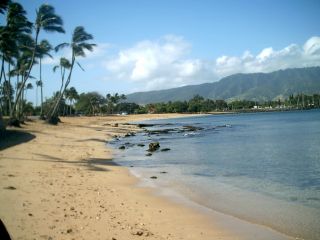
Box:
0, 114, 237, 240
0, 114, 296, 240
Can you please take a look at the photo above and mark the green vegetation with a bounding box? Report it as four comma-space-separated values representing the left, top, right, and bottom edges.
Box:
0, 0, 95, 133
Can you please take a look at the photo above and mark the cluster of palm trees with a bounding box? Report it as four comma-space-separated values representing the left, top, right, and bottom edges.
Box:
0, 0, 95, 135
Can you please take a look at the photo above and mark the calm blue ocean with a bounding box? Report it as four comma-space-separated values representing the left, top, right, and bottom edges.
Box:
110, 110, 320, 239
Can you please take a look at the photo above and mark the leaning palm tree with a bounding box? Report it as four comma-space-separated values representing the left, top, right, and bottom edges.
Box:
46, 57, 71, 118
35, 39, 52, 117
11, 4, 64, 121
47, 26, 95, 123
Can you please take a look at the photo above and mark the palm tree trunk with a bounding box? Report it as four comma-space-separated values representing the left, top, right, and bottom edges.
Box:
0, 56, 4, 86
49, 55, 75, 120
7, 63, 12, 116
11, 29, 39, 120
69, 99, 72, 115
39, 58, 44, 116
0, 112, 5, 137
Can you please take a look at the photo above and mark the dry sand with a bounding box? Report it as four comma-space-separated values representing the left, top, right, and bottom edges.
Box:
0, 114, 237, 240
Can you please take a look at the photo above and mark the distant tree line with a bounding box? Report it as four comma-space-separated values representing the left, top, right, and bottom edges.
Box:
7, 92, 319, 116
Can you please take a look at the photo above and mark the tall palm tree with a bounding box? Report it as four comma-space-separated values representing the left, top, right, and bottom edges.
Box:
0, 0, 10, 135
11, 4, 64, 121
0, 2, 32, 129
47, 57, 71, 118
0, 2, 31, 85
48, 26, 95, 123
35, 39, 52, 117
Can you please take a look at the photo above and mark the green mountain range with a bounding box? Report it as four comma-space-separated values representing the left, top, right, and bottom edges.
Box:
126, 67, 320, 104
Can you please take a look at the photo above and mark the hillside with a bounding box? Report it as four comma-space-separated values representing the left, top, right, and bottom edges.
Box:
126, 67, 320, 104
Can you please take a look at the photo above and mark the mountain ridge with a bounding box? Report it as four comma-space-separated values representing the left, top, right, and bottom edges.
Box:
126, 67, 320, 104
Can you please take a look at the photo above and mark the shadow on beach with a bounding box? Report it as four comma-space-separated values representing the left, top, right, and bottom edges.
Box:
0, 130, 36, 151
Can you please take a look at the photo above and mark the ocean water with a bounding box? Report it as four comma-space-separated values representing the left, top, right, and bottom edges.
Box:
110, 110, 320, 240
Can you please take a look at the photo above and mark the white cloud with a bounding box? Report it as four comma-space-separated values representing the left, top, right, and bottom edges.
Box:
104, 36, 320, 92
303, 36, 320, 55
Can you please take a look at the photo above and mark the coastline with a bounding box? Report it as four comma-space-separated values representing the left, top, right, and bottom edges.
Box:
0, 114, 293, 240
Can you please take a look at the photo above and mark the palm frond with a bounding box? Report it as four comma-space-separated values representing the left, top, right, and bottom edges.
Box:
43, 25, 65, 33
53, 65, 59, 72
72, 26, 94, 43
76, 61, 85, 71
0, 0, 10, 15
36, 4, 65, 33
54, 42, 69, 52
60, 57, 71, 69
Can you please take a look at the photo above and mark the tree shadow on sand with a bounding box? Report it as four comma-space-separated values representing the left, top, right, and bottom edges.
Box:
33, 153, 117, 172
0, 130, 36, 151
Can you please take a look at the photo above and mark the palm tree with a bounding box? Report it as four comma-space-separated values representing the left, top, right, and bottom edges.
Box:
48, 26, 95, 123
35, 39, 52, 117
0, 2, 32, 128
63, 88, 71, 115
35, 80, 41, 107
11, 4, 64, 121
0, 2, 31, 86
106, 93, 126, 114
24, 82, 33, 99
47, 57, 71, 118
67, 86, 78, 115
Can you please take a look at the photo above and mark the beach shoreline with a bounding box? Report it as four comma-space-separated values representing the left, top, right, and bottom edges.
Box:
0, 114, 293, 240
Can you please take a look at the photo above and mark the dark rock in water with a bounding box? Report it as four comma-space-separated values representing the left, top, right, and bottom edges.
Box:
124, 132, 136, 137
137, 123, 156, 128
160, 171, 167, 174
137, 143, 145, 147
183, 125, 204, 131
161, 148, 171, 152
148, 142, 160, 152
146, 129, 172, 135
150, 176, 157, 179
119, 146, 125, 150
146, 153, 152, 156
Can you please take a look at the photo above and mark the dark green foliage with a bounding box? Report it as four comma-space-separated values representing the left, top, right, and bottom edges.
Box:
75, 92, 105, 115
126, 67, 320, 104
116, 102, 140, 114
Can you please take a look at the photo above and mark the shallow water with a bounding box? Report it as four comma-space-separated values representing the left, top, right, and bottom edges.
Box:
110, 110, 320, 240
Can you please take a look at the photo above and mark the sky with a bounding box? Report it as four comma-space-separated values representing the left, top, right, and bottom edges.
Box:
3, 0, 320, 104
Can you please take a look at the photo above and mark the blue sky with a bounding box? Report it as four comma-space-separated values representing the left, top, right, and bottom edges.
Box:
6, 0, 320, 103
